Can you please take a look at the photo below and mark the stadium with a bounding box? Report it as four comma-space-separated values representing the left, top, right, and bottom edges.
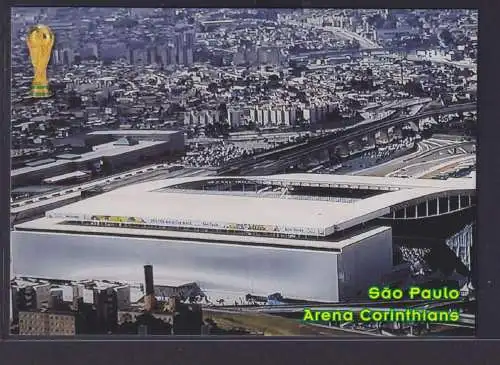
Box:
11, 173, 475, 303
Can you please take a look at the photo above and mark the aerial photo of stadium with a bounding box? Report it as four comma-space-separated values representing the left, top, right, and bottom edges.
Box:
10, 7, 477, 337
12, 174, 475, 304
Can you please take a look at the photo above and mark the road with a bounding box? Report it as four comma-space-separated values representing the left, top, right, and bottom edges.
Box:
407, 54, 476, 70
414, 155, 475, 179
11, 163, 211, 209
283, 19, 381, 49
354, 138, 475, 177
10, 164, 214, 223
219, 103, 475, 176
235, 103, 476, 176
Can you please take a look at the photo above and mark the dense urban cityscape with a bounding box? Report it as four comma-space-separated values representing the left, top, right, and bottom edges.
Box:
10, 7, 476, 337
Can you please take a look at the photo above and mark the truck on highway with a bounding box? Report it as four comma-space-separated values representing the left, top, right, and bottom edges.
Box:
81, 186, 104, 199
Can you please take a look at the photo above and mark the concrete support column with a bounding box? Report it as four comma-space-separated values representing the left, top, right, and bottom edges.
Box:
458, 195, 461, 209
358, 138, 365, 149
323, 148, 330, 161
403, 207, 407, 219
426, 200, 429, 217
343, 143, 350, 156
379, 130, 388, 144
393, 126, 403, 139
437, 199, 440, 215
468, 195, 472, 206
448, 197, 451, 212
367, 133, 376, 147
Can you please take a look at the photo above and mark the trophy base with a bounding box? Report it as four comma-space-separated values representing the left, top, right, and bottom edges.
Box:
31, 84, 51, 98
31, 93, 52, 98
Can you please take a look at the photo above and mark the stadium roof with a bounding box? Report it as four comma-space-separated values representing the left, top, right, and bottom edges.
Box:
246, 173, 475, 191
36, 174, 475, 237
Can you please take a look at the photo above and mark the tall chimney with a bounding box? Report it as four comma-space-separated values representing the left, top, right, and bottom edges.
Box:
144, 265, 154, 295
144, 265, 155, 312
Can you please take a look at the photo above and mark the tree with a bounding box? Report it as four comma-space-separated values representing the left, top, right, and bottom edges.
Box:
101, 158, 113, 175
421, 125, 433, 139
464, 118, 477, 136
266, 74, 281, 89
269, 74, 280, 82
49, 81, 66, 93
116, 313, 172, 335
404, 80, 427, 97
325, 108, 341, 122
217, 103, 228, 122
438, 29, 454, 46
114, 18, 139, 29
221, 122, 230, 136
205, 123, 215, 137
207, 82, 218, 93
167, 103, 185, 114
67, 91, 82, 109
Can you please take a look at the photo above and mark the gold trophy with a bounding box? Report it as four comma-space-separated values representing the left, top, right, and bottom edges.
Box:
26, 24, 55, 98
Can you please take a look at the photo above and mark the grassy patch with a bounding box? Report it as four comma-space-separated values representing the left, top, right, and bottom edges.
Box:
204, 310, 371, 337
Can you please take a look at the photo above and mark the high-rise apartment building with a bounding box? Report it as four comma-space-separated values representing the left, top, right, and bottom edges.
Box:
174, 26, 195, 66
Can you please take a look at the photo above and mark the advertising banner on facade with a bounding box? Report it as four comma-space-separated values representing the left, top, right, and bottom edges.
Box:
53, 212, 323, 236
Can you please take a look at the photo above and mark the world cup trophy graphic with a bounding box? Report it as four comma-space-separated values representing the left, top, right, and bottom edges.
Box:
26, 25, 55, 98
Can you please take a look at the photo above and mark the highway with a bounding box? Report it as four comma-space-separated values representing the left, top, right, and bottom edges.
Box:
413, 155, 475, 179
219, 103, 474, 176
11, 162, 175, 210
407, 54, 476, 70
10, 163, 213, 221
227, 103, 476, 175
283, 19, 381, 49
355, 139, 474, 177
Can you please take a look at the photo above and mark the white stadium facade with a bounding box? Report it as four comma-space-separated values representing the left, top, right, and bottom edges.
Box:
11, 173, 475, 303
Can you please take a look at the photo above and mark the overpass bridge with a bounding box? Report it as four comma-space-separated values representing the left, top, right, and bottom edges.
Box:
283, 20, 381, 50
223, 103, 475, 176
410, 141, 473, 160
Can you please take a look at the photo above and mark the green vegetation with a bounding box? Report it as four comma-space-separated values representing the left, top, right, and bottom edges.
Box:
204, 310, 371, 337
